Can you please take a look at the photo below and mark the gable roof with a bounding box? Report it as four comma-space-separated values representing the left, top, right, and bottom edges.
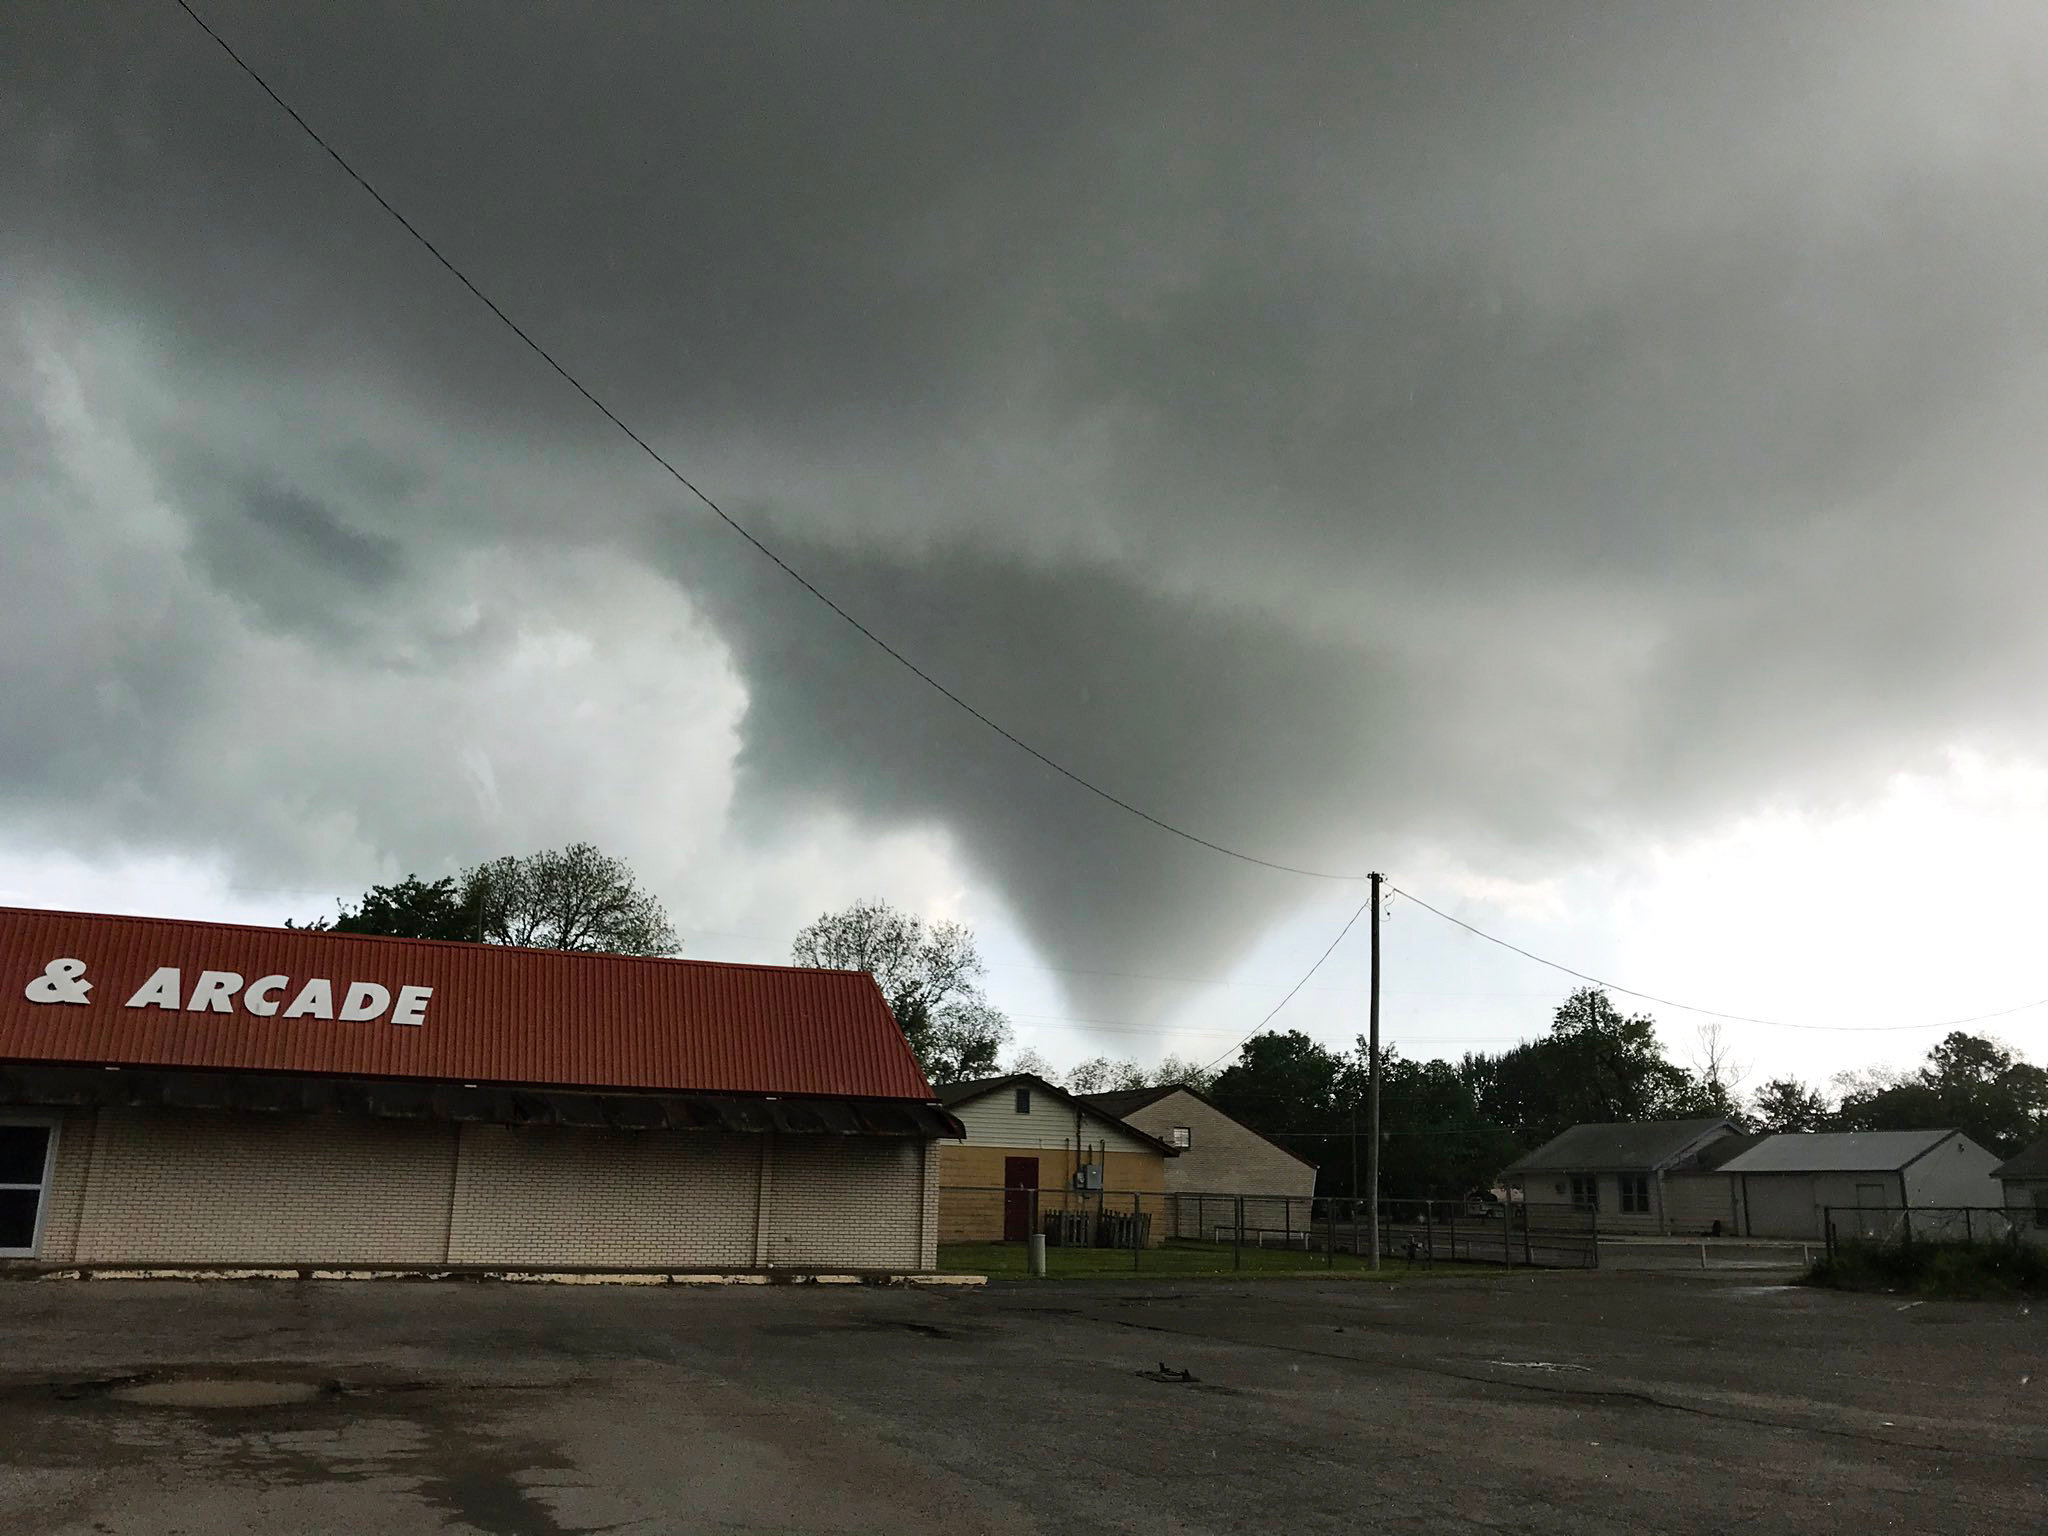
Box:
1504, 1119, 1737, 1176
1995, 1139, 2048, 1181
937, 1073, 1181, 1156
0, 905, 936, 1102
1080, 1083, 1319, 1170
1687, 1131, 1767, 1171
1716, 1129, 1960, 1174
1079, 1084, 1181, 1118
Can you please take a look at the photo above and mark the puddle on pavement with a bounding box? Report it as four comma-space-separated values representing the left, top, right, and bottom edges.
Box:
111, 1378, 325, 1408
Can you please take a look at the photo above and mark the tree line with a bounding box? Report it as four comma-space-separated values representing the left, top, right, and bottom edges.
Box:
304, 872, 2047, 1198
999, 985, 2048, 1200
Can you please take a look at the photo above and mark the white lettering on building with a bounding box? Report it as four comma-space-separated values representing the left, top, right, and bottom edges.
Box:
283, 978, 334, 1020
126, 968, 183, 1010
23, 959, 434, 1026
186, 970, 244, 1013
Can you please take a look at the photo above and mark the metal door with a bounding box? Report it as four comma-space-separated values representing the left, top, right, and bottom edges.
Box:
1003, 1156, 1038, 1242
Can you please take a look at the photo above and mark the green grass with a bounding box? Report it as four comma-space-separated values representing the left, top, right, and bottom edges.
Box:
937, 1239, 1495, 1280
1804, 1239, 2048, 1299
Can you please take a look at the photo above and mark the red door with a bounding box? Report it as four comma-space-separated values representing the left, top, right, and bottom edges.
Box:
1003, 1157, 1039, 1242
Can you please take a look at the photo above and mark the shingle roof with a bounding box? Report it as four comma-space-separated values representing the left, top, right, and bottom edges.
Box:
1688, 1131, 1767, 1171
1080, 1084, 1319, 1169
1716, 1129, 1956, 1174
1504, 1119, 1736, 1175
1078, 1085, 1180, 1118
1995, 1139, 2048, 1181
0, 905, 936, 1101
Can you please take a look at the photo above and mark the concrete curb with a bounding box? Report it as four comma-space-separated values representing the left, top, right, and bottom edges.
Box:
10, 1267, 988, 1288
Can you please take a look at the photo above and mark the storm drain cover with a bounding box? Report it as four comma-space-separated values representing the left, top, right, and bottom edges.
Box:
111, 1378, 323, 1408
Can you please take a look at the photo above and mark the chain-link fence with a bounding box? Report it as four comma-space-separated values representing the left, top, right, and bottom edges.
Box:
1823, 1205, 2048, 1254
936, 1186, 1600, 1274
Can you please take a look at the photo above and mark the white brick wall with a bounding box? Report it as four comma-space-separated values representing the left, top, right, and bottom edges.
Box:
764, 1136, 929, 1270
74, 1109, 457, 1266
34, 1108, 95, 1264
449, 1123, 759, 1268
7, 1105, 936, 1271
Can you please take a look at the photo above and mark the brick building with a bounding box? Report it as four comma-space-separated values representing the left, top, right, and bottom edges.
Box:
1082, 1084, 1317, 1237
0, 906, 961, 1273
932, 1074, 1176, 1243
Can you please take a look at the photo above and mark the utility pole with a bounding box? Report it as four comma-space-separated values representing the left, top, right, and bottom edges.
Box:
1368, 870, 1383, 1271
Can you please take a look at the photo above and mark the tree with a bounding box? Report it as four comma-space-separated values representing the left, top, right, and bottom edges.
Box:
1334, 1045, 1521, 1200
296, 845, 674, 955
1679, 1022, 1749, 1123
1473, 988, 1688, 1146
1151, 1054, 1220, 1096
1067, 1057, 1150, 1094
1752, 1077, 1831, 1133
790, 899, 1010, 1085
291, 873, 482, 942
1209, 1030, 1344, 1136
1835, 1031, 2048, 1155
919, 997, 1009, 1085
463, 843, 677, 956
1004, 1046, 1061, 1082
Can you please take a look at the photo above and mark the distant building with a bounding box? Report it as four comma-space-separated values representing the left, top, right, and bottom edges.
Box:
933, 1074, 1177, 1243
1716, 1129, 2004, 1239
1083, 1084, 1316, 1238
1501, 1119, 1742, 1235
1990, 1139, 2048, 1234
1660, 1130, 1766, 1236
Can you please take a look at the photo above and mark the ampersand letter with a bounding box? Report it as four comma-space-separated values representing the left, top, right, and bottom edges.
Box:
24, 957, 93, 1005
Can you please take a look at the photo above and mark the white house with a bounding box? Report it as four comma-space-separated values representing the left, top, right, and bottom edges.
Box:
1500, 1119, 1741, 1235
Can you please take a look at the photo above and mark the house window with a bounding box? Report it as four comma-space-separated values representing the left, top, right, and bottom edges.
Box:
1170, 1126, 1192, 1149
2034, 1190, 2048, 1231
1619, 1174, 1651, 1214
1014, 1087, 1031, 1115
1569, 1175, 1599, 1213
0, 1116, 57, 1258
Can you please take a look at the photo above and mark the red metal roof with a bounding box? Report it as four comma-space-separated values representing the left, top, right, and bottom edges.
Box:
0, 906, 935, 1101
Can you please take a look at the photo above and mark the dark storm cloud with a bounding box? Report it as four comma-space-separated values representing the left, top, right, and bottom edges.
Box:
240, 483, 402, 587
8, 2, 2048, 1015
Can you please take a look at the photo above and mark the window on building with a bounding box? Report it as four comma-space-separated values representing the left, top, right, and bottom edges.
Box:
1013, 1087, 1031, 1115
1619, 1174, 1651, 1214
1170, 1126, 1192, 1149
1569, 1174, 1599, 1213
2034, 1190, 2048, 1231
0, 1117, 56, 1258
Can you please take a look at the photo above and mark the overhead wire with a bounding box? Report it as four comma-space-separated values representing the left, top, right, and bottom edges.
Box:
1196, 891, 1378, 1071
169, 0, 1368, 886
168, 3, 2048, 1057
1390, 883, 2048, 1035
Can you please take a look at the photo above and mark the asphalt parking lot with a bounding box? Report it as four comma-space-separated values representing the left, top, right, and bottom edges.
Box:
0, 1269, 2040, 1535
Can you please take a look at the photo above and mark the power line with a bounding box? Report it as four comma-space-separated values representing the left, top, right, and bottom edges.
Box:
169, 0, 1369, 887
1390, 883, 2048, 1035
150, 4, 2048, 1051
1198, 893, 1378, 1071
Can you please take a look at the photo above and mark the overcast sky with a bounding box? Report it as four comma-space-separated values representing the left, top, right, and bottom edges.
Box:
9, 2, 2048, 1092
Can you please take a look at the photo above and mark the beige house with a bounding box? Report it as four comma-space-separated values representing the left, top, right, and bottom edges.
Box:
1502, 1119, 1741, 1235
1083, 1085, 1316, 1238
934, 1074, 1175, 1243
